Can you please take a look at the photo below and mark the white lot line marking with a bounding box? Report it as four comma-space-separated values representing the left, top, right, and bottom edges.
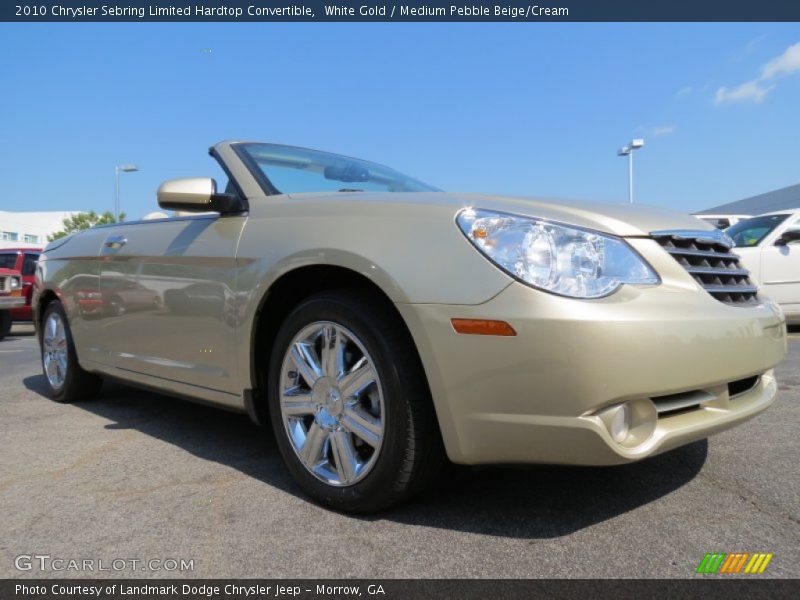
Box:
0, 350, 22, 353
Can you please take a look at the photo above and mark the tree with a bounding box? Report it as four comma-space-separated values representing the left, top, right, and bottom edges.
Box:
48, 211, 126, 241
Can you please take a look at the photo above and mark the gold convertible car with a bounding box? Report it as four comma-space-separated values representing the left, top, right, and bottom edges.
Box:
35, 141, 787, 511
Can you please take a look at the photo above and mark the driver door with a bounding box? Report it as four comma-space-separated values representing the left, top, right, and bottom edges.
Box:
96, 213, 245, 394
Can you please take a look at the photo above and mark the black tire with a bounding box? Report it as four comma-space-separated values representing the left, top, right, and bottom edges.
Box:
267, 290, 445, 512
0, 310, 11, 341
40, 300, 102, 403
109, 296, 125, 317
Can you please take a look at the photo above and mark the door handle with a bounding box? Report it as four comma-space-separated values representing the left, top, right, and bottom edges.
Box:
104, 235, 127, 249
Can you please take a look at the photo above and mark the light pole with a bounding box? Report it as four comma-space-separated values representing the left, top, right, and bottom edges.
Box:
115, 164, 139, 220
617, 139, 644, 204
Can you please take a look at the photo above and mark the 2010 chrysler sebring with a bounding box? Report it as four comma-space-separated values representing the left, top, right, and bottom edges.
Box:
34, 141, 787, 512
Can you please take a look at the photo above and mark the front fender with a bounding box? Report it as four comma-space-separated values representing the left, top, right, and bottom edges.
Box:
233, 199, 514, 395
236, 197, 511, 306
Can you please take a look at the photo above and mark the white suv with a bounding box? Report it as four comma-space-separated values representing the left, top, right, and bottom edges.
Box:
727, 209, 800, 323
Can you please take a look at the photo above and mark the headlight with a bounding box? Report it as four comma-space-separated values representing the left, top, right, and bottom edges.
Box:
456, 208, 659, 299
9, 277, 21, 290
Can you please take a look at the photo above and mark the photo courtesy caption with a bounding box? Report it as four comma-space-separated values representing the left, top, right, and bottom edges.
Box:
16, 584, 385, 596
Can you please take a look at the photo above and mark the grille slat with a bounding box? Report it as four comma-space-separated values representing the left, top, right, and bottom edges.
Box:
685, 266, 751, 277
662, 247, 740, 260
702, 284, 760, 294
0, 277, 7, 292
652, 229, 759, 307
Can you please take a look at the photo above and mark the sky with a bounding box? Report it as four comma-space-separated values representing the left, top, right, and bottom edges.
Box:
1, 22, 799, 219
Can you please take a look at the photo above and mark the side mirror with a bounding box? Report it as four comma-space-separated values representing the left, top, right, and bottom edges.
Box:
775, 229, 800, 246
157, 177, 244, 214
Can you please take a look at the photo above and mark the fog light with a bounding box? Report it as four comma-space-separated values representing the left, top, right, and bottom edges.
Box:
609, 404, 630, 443
594, 399, 657, 448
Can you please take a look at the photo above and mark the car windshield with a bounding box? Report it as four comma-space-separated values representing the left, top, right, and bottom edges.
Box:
726, 214, 789, 247
0, 253, 17, 270
237, 143, 439, 195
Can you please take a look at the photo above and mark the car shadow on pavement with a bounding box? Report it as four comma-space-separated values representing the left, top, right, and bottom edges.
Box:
23, 374, 707, 539
397, 443, 707, 538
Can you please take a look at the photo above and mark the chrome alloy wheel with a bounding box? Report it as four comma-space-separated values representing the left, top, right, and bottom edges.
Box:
43, 312, 68, 390
279, 321, 384, 486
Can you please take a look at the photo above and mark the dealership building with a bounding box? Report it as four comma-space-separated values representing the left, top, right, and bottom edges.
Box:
0, 211, 80, 249
697, 182, 800, 216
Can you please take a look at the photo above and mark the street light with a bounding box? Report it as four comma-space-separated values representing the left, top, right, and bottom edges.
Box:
617, 138, 644, 204
115, 164, 139, 220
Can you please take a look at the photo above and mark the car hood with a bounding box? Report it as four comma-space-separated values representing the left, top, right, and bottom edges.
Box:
310, 191, 711, 238
435, 193, 709, 237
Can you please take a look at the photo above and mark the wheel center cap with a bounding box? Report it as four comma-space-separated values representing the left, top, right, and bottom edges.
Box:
312, 377, 344, 428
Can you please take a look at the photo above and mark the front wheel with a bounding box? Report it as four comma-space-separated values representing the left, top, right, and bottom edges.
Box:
40, 301, 102, 402
0, 311, 11, 341
267, 290, 444, 512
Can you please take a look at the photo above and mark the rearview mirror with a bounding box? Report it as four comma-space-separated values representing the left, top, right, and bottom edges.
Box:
157, 177, 244, 214
775, 229, 800, 246
324, 164, 369, 183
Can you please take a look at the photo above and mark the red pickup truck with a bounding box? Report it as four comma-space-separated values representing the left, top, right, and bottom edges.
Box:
0, 268, 25, 340
0, 248, 41, 321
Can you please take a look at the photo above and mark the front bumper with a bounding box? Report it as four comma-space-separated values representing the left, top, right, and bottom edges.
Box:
0, 296, 26, 310
397, 279, 787, 466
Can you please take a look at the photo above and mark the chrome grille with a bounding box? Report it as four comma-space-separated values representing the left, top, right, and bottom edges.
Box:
0, 276, 7, 292
651, 229, 759, 306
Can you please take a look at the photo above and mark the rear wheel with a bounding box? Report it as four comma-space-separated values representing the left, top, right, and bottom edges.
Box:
0, 311, 11, 341
109, 296, 125, 316
41, 301, 102, 402
267, 290, 444, 512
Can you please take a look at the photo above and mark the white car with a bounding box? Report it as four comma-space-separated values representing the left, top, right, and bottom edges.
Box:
727, 209, 800, 323
694, 214, 752, 229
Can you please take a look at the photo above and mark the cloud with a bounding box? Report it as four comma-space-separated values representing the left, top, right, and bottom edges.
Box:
638, 124, 678, 137
715, 41, 800, 105
715, 81, 774, 105
761, 42, 800, 79
675, 86, 693, 98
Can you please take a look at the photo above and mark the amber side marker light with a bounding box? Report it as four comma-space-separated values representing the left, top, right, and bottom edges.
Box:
451, 318, 517, 336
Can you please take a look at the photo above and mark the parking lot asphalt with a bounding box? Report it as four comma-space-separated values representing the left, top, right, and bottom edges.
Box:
1, 323, 798, 579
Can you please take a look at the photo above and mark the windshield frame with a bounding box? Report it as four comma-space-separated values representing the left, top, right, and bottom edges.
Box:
232, 142, 439, 197
726, 213, 790, 248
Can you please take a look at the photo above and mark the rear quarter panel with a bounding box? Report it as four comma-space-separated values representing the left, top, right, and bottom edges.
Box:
36, 229, 108, 363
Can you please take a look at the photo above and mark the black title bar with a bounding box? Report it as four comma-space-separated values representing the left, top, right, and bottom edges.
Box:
4, 1, 800, 22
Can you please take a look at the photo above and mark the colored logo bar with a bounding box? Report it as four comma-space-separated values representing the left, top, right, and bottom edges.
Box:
696, 553, 773, 574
